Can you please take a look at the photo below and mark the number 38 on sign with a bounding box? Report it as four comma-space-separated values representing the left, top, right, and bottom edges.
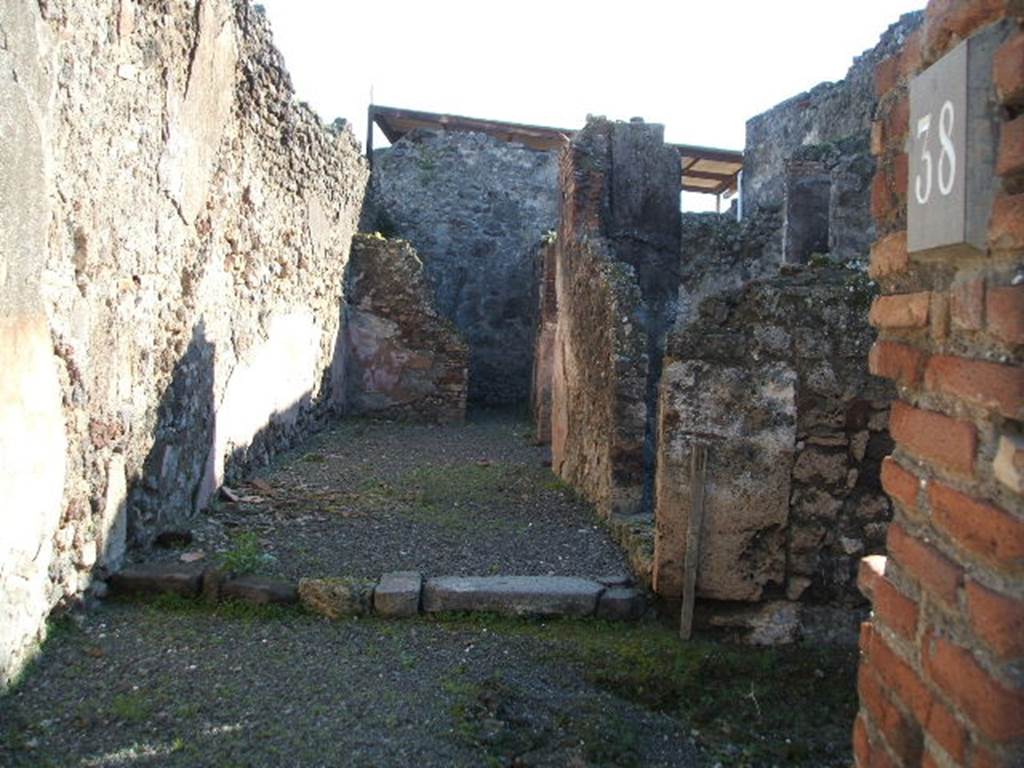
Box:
907, 23, 1009, 257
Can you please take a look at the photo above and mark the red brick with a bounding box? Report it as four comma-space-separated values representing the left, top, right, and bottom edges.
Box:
893, 153, 909, 200
871, 121, 884, 157
854, 712, 871, 768
889, 401, 977, 475
881, 94, 909, 152
929, 482, 1024, 571
900, 28, 925, 80
970, 743, 1018, 768
869, 341, 927, 387
870, 744, 899, 768
923, 633, 1024, 742
869, 293, 931, 329
873, 577, 919, 640
876, 56, 901, 98
887, 523, 963, 606
924, 355, 1024, 419
994, 32, 1024, 107
966, 579, 1024, 659
989, 193, 1024, 251
858, 554, 888, 600
997, 115, 1024, 178
925, 0, 1015, 65
871, 165, 899, 224
859, 662, 924, 764
881, 457, 921, 511
987, 284, 1024, 345
922, 749, 942, 768
922, 694, 968, 764
860, 622, 932, 722
868, 232, 909, 280
864, 630, 969, 764
951, 278, 986, 331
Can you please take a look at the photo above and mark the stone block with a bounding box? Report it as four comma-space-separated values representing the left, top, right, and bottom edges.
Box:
596, 574, 633, 587
108, 562, 205, 598
221, 575, 298, 605
595, 587, 645, 621
707, 601, 802, 645
373, 571, 422, 618
653, 360, 795, 602
298, 578, 375, 619
422, 576, 602, 617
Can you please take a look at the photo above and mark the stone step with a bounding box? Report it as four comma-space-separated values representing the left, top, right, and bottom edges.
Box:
374, 571, 422, 618
422, 576, 604, 617
221, 575, 298, 605
106, 564, 648, 622
108, 562, 205, 598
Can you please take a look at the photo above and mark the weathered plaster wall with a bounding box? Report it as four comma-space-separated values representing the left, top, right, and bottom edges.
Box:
0, 0, 69, 687
0, 0, 367, 687
368, 130, 560, 404
343, 234, 468, 423
654, 267, 895, 641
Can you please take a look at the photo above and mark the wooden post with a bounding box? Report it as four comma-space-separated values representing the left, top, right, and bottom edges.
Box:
679, 443, 707, 640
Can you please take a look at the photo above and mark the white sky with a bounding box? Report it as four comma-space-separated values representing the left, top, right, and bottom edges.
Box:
258, 0, 923, 210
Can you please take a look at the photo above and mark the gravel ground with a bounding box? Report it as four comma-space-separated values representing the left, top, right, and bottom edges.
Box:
0, 601, 700, 768
139, 410, 630, 582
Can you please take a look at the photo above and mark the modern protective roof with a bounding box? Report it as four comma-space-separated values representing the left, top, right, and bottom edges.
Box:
368, 105, 743, 196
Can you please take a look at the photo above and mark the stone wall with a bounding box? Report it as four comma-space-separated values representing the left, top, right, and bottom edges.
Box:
368, 130, 560, 405
742, 12, 923, 265
0, 0, 367, 687
856, 5, 1024, 768
550, 118, 681, 524
654, 267, 894, 641
342, 235, 468, 423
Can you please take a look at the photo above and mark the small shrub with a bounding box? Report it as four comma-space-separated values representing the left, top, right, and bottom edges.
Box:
218, 531, 273, 575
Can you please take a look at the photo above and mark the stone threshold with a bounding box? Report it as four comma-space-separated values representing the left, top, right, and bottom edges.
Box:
108, 564, 647, 622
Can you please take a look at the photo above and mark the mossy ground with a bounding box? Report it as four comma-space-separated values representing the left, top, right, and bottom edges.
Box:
436, 613, 858, 768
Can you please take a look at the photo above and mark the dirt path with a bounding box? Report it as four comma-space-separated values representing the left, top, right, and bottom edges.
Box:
141, 411, 630, 582
1, 412, 860, 768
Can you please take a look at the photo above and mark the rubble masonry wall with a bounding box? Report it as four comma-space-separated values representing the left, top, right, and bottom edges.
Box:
368, 130, 560, 405
0, 0, 368, 687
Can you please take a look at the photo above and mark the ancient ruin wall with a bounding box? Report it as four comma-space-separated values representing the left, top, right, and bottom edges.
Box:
368, 131, 560, 405
856, 6, 1024, 768
743, 12, 922, 218
742, 12, 923, 265
550, 118, 680, 522
0, 0, 367, 687
654, 268, 894, 633
343, 235, 468, 423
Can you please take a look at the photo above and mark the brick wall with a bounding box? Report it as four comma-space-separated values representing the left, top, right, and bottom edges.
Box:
856, 3, 1024, 767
